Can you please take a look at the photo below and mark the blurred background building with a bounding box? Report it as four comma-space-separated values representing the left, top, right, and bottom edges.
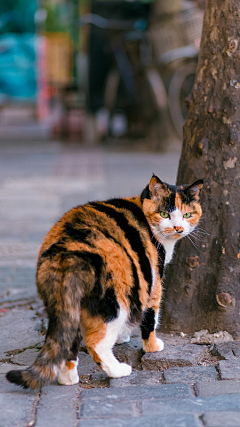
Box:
0, 0, 204, 148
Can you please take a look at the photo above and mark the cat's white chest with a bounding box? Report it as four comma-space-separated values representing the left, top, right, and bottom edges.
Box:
161, 239, 176, 265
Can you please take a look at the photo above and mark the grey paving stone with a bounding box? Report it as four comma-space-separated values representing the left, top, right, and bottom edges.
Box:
0, 363, 28, 374
0, 265, 37, 302
142, 395, 240, 416
0, 308, 44, 361
142, 344, 207, 371
218, 359, 240, 380
113, 339, 144, 369
203, 411, 240, 427
35, 383, 78, 427
164, 365, 218, 384
12, 348, 39, 366
79, 400, 134, 419
80, 383, 194, 402
0, 374, 36, 427
78, 414, 202, 427
211, 342, 240, 360
78, 351, 101, 376
110, 371, 163, 387
0, 393, 36, 427
195, 380, 240, 397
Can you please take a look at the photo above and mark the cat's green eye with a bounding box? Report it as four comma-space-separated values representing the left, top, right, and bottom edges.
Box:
183, 212, 192, 218
160, 211, 169, 218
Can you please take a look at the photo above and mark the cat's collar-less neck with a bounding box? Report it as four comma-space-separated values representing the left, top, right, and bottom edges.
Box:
152, 233, 176, 265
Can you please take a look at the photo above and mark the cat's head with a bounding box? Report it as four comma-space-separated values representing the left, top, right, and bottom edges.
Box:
142, 174, 203, 242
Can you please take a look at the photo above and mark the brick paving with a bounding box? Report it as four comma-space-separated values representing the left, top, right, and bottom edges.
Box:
1, 140, 240, 427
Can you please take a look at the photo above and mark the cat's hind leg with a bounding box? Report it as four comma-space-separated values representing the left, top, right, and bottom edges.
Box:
82, 308, 132, 378
58, 359, 79, 386
116, 324, 131, 344
116, 332, 130, 344
58, 330, 81, 386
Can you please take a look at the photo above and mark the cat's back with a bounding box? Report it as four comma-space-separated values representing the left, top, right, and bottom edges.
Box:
38, 197, 153, 258
37, 198, 158, 306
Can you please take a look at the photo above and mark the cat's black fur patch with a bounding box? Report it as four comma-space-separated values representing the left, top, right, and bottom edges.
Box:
79, 252, 120, 322
38, 242, 66, 266
157, 244, 166, 278
140, 308, 155, 340
81, 285, 119, 322
140, 185, 151, 205
127, 260, 142, 323
152, 236, 166, 278
105, 198, 152, 238
6, 370, 29, 388
90, 201, 153, 295
163, 183, 177, 213
63, 223, 93, 243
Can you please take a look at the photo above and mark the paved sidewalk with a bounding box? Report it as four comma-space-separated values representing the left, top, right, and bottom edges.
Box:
1, 140, 240, 427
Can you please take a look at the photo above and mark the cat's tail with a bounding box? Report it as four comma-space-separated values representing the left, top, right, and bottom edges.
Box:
6, 360, 58, 389
6, 338, 63, 388
6, 314, 80, 389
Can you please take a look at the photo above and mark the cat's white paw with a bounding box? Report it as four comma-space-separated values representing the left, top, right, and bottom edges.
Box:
103, 361, 132, 378
156, 338, 164, 352
58, 359, 79, 386
111, 363, 132, 378
116, 333, 130, 344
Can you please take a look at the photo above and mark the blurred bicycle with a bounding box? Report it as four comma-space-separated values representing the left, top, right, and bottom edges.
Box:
80, 13, 171, 150
80, 1, 203, 145
150, 0, 204, 137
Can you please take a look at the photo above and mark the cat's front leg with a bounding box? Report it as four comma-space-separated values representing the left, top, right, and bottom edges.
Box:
141, 307, 164, 353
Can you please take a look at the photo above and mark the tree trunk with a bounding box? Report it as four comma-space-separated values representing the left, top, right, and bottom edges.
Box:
160, 0, 240, 339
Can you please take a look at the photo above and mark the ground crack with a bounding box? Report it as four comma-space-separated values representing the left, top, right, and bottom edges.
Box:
26, 389, 42, 427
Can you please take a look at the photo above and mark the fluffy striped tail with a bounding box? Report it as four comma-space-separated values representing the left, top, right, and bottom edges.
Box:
6, 337, 65, 388
6, 364, 58, 389
6, 316, 81, 389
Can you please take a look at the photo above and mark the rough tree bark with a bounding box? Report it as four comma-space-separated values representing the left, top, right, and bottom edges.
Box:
161, 0, 240, 339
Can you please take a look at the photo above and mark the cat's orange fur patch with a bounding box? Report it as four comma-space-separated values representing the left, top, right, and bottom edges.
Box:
143, 331, 160, 352
174, 234, 181, 239
66, 361, 75, 370
147, 277, 162, 312
164, 227, 175, 234
88, 348, 102, 366
81, 309, 107, 349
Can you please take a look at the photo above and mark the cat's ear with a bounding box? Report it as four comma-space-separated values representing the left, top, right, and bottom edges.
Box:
149, 174, 168, 199
186, 179, 203, 199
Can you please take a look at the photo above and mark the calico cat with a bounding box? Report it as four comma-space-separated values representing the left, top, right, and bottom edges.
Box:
6, 175, 203, 389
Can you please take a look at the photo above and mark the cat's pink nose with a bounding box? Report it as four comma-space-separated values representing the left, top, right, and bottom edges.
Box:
174, 226, 184, 233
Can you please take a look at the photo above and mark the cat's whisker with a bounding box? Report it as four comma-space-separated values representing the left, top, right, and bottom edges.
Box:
195, 227, 216, 237
196, 226, 209, 232
191, 229, 207, 238
190, 232, 205, 242
187, 235, 203, 252
194, 230, 208, 236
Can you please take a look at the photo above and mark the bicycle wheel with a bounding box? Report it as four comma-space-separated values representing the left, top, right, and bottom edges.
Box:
168, 61, 197, 138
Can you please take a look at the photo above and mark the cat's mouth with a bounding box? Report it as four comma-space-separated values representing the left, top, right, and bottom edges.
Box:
163, 229, 186, 240
174, 233, 182, 239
